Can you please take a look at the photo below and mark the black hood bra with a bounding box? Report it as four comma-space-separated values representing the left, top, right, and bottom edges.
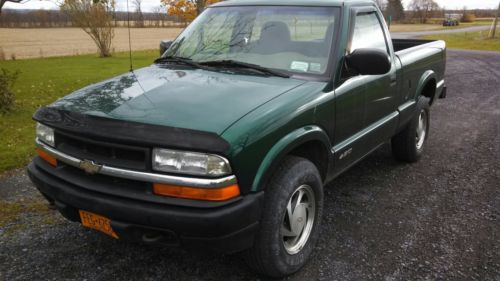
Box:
33, 107, 231, 155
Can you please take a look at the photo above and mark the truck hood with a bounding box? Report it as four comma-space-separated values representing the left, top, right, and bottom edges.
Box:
51, 65, 306, 135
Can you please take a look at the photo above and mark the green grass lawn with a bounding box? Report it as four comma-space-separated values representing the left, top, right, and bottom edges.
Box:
420, 31, 500, 51
0, 50, 159, 173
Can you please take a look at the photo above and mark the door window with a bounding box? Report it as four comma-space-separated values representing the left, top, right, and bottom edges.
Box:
350, 12, 388, 54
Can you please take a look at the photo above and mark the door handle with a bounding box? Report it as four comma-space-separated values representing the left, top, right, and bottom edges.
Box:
390, 75, 397, 87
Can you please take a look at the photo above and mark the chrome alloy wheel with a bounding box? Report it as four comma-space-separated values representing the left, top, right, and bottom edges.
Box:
281, 184, 316, 255
416, 110, 427, 150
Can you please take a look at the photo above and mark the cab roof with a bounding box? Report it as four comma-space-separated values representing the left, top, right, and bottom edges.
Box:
211, 0, 374, 8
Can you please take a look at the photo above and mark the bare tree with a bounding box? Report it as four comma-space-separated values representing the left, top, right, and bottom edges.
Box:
151, 6, 163, 27
111, 0, 117, 27
374, 0, 386, 11
61, 0, 115, 57
133, 0, 144, 27
0, 0, 22, 15
409, 0, 439, 23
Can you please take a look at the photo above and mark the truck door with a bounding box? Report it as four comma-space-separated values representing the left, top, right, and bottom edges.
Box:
332, 6, 399, 175
351, 8, 399, 150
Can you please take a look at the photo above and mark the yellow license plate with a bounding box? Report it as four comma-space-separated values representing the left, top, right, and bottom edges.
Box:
79, 210, 119, 239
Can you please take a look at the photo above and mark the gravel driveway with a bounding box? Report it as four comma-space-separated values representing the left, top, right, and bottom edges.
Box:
0, 49, 499, 281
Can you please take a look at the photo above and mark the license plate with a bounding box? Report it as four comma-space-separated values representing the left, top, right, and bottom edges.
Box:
79, 210, 119, 239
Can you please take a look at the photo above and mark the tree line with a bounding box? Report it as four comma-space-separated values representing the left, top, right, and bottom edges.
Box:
2, 0, 497, 28
376, 0, 496, 23
0, 9, 183, 28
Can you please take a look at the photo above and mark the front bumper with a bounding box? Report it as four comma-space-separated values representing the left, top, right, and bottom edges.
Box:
27, 160, 263, 254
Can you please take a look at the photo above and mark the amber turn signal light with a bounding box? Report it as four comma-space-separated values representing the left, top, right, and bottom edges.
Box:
36, 148, 57, 167
153, 183, 240, 201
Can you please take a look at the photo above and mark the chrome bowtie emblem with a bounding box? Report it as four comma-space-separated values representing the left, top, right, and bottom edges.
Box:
79, 160, 102, 175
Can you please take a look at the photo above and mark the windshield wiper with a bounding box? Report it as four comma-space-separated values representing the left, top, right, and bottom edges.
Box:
154, 56, 206, 69
199, 60, 290, 78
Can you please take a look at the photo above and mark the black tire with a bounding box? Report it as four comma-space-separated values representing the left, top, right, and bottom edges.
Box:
244, 156, 323, 278
392, 96, 430, 162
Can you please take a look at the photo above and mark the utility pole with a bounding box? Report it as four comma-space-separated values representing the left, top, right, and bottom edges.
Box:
489, 1, 500, 39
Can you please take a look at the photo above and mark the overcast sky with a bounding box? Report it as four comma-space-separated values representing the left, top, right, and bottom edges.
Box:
3, 0, 499, 12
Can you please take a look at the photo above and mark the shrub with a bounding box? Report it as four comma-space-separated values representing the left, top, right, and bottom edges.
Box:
462, 13, 476, 23
0, 48, 5, 61
0, 69, 19, 114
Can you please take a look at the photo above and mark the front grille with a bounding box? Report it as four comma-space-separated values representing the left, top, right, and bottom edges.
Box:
63, 164, 151, 191
55, 131, 149, 171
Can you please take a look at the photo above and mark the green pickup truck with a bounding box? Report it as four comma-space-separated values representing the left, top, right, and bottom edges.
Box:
28, 0, 446, 277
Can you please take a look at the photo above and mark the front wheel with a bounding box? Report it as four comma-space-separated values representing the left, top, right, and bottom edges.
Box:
244, 156, 323, 277
392, 96, 430, 162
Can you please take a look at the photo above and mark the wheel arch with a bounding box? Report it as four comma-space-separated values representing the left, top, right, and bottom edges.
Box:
251, 125, 332, 192
416, 71, 437, 105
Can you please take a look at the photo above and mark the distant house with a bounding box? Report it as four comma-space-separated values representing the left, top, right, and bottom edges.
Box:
445, 13, 462, 19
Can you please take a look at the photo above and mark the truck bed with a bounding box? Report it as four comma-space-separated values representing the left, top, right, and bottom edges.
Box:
392, 38, 446, 108
392, 39, 439, 52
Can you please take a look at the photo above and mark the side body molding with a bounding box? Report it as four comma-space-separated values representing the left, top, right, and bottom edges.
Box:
251, 125, 332, 191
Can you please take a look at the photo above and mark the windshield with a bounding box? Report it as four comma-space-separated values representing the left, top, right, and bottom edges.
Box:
163, 6, 339, 78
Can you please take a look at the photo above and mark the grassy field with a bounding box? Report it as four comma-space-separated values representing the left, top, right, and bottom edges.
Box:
420, 31, 500, 51
0, 50, 158, 172
0, 27, 183, 59
389, 21, 493, 32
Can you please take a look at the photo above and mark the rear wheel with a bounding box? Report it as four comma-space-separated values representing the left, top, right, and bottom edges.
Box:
392, 96, 430, 162
244, 156, 323, 277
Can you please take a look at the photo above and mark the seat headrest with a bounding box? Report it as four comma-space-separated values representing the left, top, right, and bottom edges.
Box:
260, 21, 291, 42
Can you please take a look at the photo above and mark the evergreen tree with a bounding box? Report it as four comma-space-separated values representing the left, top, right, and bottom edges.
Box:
386, 0, 405, 21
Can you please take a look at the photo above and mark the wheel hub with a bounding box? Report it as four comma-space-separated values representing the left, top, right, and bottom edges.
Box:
416, 110, 427, 150
281, 185, 316, 255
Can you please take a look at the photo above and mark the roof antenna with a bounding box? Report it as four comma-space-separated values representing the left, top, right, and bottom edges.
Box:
126, 0, 133, 72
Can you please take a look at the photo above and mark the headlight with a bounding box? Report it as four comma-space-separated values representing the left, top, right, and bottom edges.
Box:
36, 122, 55, 147
152, 148, 232, 177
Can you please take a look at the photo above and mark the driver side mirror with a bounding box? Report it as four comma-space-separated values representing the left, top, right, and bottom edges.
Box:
345, 48, 391, 75
160, 40, 173, 56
